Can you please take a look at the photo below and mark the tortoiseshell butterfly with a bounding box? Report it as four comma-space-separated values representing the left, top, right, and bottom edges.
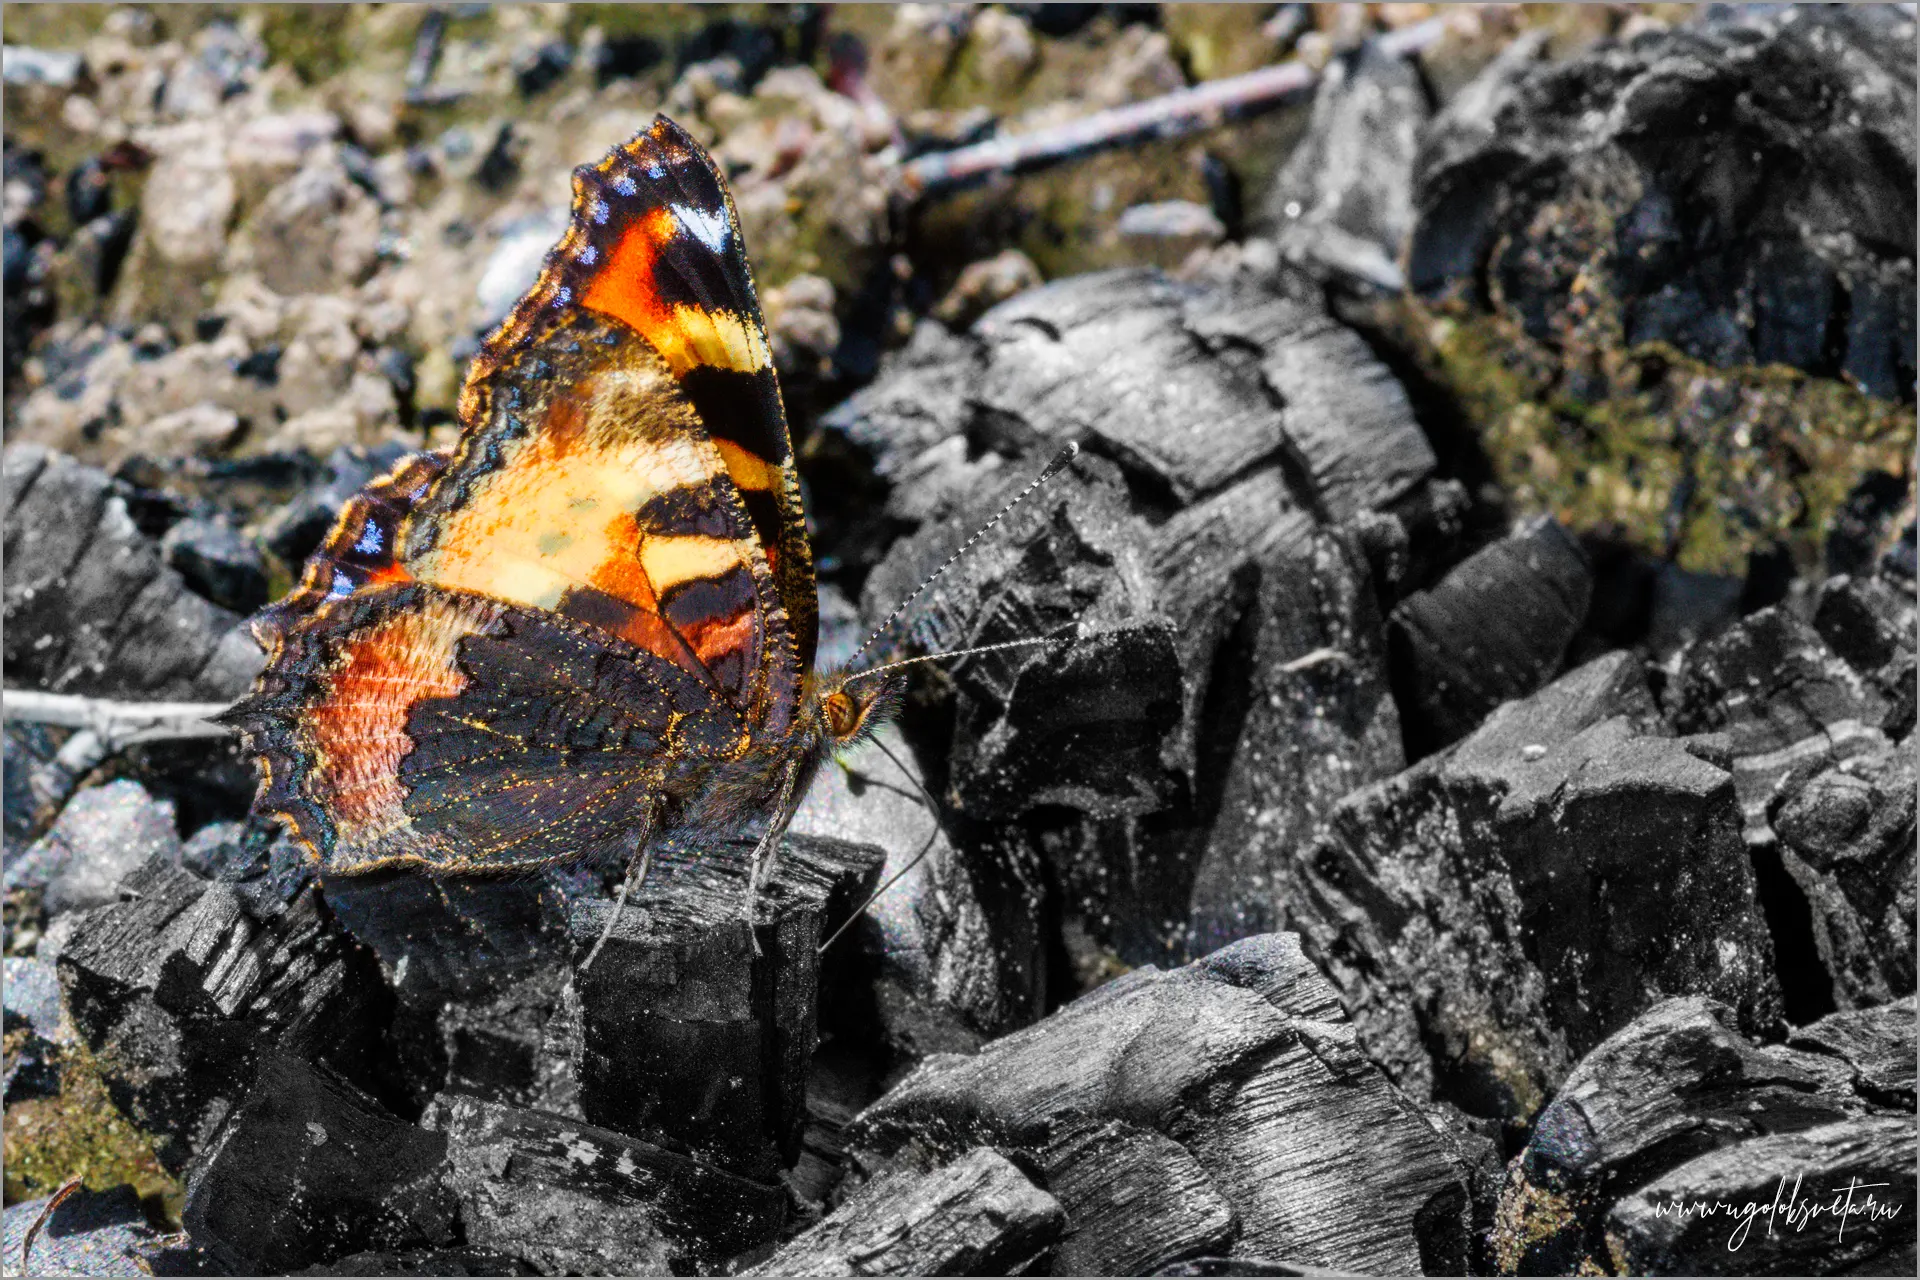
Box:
223, 117, 938, 912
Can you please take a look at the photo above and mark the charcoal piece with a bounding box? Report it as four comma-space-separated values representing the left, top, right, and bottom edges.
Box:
2, 1183, 164, 1278
324, 870, 573, 1108
295, 1248, 537, 1276
1768, 740, 1916, 1009
1669, 606, 1893, 845
3, 720, 63, 847
1040, 1120, 1237, 1277
1187, 523, 1404, 954
436, 1094, 786, 1274
568, 833, 882, 1179
849, 934, 1470, 1275
261, 441, 416, 570
1409, 6, 1916, 396
1492, 996, 1913, 1274
1787, 997, 1918, 1107
1264, 40, 1429, 293
1606, 1116, 1916, 1277
182, 1051, 457, 1274
1283, 651, 1779, 1121
1387, 515, 1593, 755
970, 268, 1432, 516
788, 725, 1013, 1059
179, 820, 312, 921
1813, 572, 1916, 740
162, 517, 270, 614
6, 780, 182, 916
746, 1147, 1065, 1278
3, 444, 256, 700
56, 857, 380, 1171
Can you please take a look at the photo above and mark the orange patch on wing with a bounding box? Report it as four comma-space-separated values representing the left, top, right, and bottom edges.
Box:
579, 208, 767, 376
307, 595, 494, 842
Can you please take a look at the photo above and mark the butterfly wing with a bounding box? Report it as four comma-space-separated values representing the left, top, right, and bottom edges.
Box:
226, 117, 813, 875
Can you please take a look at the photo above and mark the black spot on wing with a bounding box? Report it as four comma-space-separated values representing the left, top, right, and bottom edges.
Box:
657, 567, 756, 634
630, 481, 742, 540
680, 365, 791, 465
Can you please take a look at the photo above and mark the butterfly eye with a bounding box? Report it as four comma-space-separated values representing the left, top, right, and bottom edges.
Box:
824, 691, 858, 739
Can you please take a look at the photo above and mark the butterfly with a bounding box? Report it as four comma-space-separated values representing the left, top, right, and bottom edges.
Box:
223, 116, 918, 916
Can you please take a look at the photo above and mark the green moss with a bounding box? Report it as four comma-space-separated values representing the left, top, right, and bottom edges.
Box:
2, 1039, 179, 1220
1491, 1173, 1585, 1274
1393, 297, 1916, 576
249, 2, 354, 86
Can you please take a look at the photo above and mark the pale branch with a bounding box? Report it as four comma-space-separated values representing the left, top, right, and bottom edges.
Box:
897, 18, 1449, 201
2, 689, 236, 750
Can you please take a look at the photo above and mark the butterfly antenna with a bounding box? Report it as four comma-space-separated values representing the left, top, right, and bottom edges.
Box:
819, 734, 947, 955
847, 441, 1081, 666
842, 631, 1076, 687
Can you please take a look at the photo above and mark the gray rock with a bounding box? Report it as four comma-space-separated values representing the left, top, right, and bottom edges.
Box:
3, 1185, 162, 1278
7, 779, 181, 915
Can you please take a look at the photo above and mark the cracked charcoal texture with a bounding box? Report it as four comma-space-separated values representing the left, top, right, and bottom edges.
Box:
3, 444, 263, 701
4, 7, 1916, 1276
846, 934, 1472, 1276
1492, 996, 1915, 1274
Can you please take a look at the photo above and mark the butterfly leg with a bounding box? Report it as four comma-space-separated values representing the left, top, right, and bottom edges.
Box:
742, 758, 802, 957
578, 842, 654, 974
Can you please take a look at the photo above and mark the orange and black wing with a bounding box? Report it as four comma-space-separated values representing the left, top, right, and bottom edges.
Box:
225, 117, 812, 875
461, 114, 818, 684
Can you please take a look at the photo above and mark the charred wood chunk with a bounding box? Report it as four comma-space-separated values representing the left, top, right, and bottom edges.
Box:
1287, 650, 1780, 1123
324, 869, 573, 1108
567, 833, 882, 1180
55, 856, 381, 1171
1492, 995, 1911, 1273
1040, 1119, 1237, 1277
1769, 742, 1916, 1010
1409, 6, 1916, 398
1606, 1116, 1916, 1277
436, 1094, 787, 1274
746, 1147, 1065, 1278
181, 1051, 457, 1275
1813, 573, 1916, 742
292, 1247, 537, 1276
1387, 515, 1593, 756
1669, 605, 1893, 845
2, 444, 259, 701
1187, 522, 1405, 955
848, 934, 1470, 1276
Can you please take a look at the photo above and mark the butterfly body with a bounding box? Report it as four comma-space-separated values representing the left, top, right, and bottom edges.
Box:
225, 117, 891, 882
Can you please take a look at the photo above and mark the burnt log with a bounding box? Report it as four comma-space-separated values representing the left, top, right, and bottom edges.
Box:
745, 1147, 1065, 1277
847, 933, 1472, 1276
1492, 995, 1913, 1274
1280, 650, 1781, 1122
434, 1094, 786, 1274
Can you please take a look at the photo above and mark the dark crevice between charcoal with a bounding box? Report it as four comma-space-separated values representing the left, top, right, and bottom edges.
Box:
1748, 842, 1838, 1026
1336, 306, 1511, 561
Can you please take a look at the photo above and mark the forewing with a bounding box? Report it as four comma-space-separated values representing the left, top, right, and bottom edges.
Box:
464, 114, 818, 675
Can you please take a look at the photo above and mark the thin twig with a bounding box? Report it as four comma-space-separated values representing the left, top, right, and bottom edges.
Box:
1, 689, 233, 750
897, 18, 1449, 201
20, 1177, 83, 1273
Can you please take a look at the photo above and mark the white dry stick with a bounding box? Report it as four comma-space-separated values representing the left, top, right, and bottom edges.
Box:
1, 689, 234, 752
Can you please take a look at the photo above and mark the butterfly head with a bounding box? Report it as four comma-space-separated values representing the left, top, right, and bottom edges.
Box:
810, 667, 901, 753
